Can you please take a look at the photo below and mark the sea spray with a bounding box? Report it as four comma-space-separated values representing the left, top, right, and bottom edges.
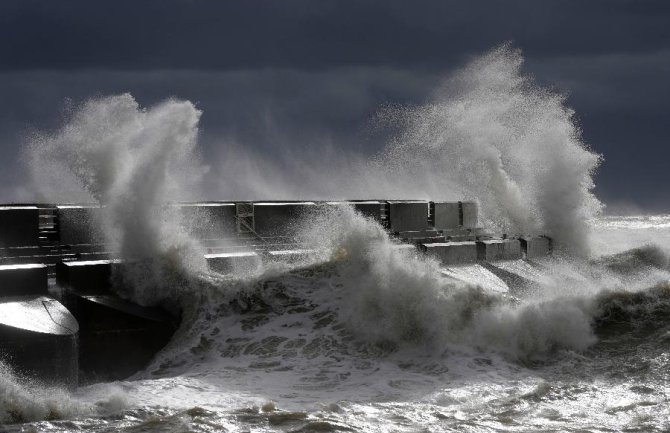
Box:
298, 205, 599, 360
0, 361, 101, 424
26, 46, 602, 259
374, 44, 602, 254
27, 94, 208, 304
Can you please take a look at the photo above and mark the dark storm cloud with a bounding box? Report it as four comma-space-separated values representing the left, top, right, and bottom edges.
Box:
1, 0, 669, 71
0, 67, 440, 199
0, 0, 669, 210
525, 50, 670, 210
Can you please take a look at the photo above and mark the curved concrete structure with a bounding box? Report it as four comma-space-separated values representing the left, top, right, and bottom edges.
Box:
0, 296, 78, 387
0, 263, 78, 386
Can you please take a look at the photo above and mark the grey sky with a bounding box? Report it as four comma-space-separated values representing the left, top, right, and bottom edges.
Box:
1, 0, 669, 211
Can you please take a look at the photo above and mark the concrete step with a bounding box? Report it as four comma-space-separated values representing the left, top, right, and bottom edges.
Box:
405, 236, 446, 244
397, 230, 441, 239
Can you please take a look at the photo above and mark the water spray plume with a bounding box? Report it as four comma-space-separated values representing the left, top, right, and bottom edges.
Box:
28, 94, 208, 303
27, 46, 601, 257
376, 44, 603, 254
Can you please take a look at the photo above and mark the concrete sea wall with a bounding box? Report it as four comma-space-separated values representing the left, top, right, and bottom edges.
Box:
0, 199, 551, 385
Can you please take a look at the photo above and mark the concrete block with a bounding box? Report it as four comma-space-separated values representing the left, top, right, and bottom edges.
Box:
175, 203, 237, 239
64, 291, 174, 382
476, 239, 522, 261
387, 201, 429, 233
422, 242, 478, 265
442, 228, 477, 241
350, 201, 385, 222
206, 251, 262, 274
326, 201, 385, 223
253, 202, 317, 237
0, 206, 40, 248
266, 249, 314, 264
461, 202, 478, 228
391, 243, 418, 252
56, 260, 117, 293
57, 206, 105, 245
0, 263, 48, 296
432, 202, 460, 230
520, 236, 552, 259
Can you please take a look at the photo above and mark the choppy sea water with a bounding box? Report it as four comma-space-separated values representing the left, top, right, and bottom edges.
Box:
3, 214, 670, 433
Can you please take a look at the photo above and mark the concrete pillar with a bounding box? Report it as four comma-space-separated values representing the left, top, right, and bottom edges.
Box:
461, 201, 478, 229
0, 263, 48, 296
0, 206, 40, 248
387, 201, 429, 233
206, 251, 262, 274
476, 239, 522, 261
422, 241, 478, 265
520, 236, 552, 259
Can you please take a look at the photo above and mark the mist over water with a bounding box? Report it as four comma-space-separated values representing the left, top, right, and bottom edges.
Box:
7, 45, 670, 432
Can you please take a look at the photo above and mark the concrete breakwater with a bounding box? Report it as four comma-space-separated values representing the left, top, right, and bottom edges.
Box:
0, 200, 551, 386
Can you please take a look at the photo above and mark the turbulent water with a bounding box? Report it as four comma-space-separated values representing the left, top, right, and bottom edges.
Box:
3, 45, 668, 432
2, 214, 670, 432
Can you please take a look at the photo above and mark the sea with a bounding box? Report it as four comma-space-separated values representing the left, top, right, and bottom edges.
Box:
2, 213, 670, 433
4, 44, 668, 432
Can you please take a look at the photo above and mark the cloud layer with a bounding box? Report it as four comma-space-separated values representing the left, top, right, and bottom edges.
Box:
1, 0, 668, 210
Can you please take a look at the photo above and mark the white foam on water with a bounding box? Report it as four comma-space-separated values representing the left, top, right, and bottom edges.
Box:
9, 46, 670, 432
441, 264, 510, 294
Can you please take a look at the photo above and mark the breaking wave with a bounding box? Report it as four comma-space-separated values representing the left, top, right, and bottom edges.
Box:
148, 207, 670, 381
0, 362, 129, 424
27, 94, 209, 305
374, 44, 602, 254
25, 44, 602, 257
10, 45, 666, 430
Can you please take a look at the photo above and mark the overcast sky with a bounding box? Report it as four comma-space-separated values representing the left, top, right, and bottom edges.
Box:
1, 0, 669, 212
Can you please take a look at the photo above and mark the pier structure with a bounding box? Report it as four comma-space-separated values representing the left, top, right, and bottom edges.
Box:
0, 200, 551, 385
